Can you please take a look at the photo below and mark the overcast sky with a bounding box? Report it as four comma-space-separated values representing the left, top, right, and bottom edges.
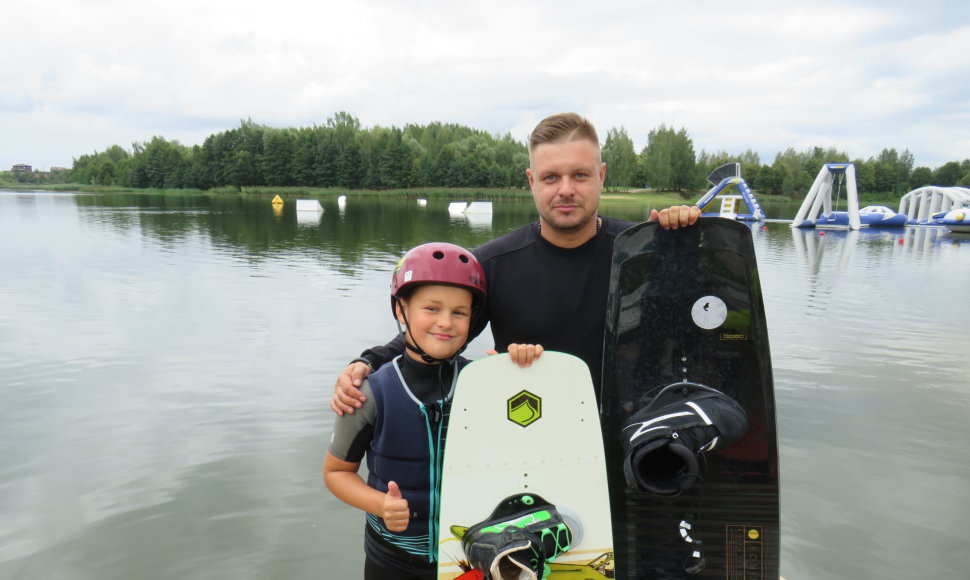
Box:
4, 0, 969, 172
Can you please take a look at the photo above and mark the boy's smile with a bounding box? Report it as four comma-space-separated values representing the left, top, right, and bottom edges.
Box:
397, 284, 473, 363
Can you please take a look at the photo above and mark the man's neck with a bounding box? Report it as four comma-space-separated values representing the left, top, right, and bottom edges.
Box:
538, 216, 602, 248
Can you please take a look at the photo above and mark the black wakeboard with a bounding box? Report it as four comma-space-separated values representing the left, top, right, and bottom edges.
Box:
600, 218, 779, 579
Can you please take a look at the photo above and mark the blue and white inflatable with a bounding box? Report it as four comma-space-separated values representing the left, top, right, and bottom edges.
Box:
791, 163, 911, 230
695, 163, 766, 221
898, 186, 970, 227
934, 206, 970, 233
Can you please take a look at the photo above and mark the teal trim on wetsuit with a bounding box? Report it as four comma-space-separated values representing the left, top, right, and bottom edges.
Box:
364, 355, 466, 563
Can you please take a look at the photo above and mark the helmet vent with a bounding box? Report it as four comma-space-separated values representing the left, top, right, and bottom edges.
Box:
432, 251, 445, 260
458, 254, 469, 263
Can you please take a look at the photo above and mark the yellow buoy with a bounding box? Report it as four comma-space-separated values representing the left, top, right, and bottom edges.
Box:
271, 195, 283, 205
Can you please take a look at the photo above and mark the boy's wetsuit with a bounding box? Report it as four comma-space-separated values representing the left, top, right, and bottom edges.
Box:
357, 217, 634, 390
329, 354, 466, 579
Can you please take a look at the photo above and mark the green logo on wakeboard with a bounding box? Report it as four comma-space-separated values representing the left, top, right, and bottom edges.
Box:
507, 390, 542, 427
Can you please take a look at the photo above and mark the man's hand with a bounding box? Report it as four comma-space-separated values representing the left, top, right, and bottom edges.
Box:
330, 361, 371, 416
649, 205, 701, 230
382, 481, 410, 532
507, 343, 544, 367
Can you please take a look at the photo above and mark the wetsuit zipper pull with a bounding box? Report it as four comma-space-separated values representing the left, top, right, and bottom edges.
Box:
427, 401, 442, 425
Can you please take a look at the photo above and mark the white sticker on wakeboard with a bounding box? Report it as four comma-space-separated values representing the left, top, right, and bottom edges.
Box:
691, 296, 727, 330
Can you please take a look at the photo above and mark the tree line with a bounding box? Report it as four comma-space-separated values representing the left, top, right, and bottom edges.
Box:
7, 112, 970, 198
602, 125, 970, 198
68, 113, 530, 192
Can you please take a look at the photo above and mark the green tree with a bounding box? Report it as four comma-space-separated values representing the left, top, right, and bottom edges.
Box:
337, 139, 364, 189
871, 148, 910, 196
640, 125, 696, 191
933, 161, 962, 186
228, 150, 258, 190
755, 163, 784, 194
260, 129, 296, 187
71, 145, 132, 185
602, 127, 637, 189
289, 128, 318, 186
908, 166, 933, 189
131, 136, 190, 189
854, 160, 876, 194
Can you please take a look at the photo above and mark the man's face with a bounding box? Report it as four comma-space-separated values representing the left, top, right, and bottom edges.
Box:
527, 139, 605, 234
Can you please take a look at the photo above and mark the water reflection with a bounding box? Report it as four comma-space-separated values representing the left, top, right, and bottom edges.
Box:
2, 191, 969, 580
789, 225, 968, 276
295, 209, 323, 227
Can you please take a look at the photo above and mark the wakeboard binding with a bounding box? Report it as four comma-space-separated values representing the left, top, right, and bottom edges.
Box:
459, 493, 581, 580
621, 381, 748, 496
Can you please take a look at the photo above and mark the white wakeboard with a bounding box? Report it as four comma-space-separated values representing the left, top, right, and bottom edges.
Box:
437, 351, 614, 579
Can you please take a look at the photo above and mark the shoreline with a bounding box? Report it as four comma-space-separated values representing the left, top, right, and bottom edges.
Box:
1, 183, 695, 204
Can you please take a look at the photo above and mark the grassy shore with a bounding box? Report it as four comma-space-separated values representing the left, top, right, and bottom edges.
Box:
6, 182, 905, 209
1, 182, 696, 205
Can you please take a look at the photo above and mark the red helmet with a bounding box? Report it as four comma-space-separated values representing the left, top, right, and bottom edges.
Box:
390, 242, 486, 315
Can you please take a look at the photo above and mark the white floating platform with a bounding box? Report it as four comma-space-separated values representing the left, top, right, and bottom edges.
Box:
464, 201, 493, 214
448, 201, 493, 215
296, 199, 323, 212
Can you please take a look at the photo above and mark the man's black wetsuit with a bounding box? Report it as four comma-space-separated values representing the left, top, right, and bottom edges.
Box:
358, 217, 634, 389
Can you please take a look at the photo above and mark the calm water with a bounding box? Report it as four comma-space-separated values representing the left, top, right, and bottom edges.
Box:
1, 191, 968, 580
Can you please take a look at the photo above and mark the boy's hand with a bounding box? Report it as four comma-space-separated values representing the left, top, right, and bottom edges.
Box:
383, 481, 410, 532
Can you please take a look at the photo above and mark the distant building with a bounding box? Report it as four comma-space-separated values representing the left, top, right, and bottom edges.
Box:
50, 167, 70, 172
11, 164, 32, 172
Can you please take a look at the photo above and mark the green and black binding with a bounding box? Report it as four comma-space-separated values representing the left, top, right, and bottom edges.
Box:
458, 493, 580, 579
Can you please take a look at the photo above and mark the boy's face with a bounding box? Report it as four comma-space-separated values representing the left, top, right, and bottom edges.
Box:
397, 284, 473, 362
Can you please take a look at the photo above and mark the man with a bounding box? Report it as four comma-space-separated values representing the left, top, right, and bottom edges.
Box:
332, 112, 699, 415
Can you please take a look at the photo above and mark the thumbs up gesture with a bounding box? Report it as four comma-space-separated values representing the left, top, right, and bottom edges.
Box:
383, 481, 410, 532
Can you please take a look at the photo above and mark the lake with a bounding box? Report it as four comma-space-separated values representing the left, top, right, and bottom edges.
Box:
1, 190, 968, 579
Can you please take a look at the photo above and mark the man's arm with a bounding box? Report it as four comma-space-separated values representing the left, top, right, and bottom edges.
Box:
331, 333, 405, 416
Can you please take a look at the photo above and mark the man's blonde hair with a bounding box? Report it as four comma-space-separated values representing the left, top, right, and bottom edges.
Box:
528, 113, 600, 160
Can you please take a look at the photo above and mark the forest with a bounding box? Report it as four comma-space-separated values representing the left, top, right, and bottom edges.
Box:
6, 112, 970, 199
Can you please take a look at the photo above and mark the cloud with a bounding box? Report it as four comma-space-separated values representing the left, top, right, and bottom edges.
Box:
3, 0, 969, 170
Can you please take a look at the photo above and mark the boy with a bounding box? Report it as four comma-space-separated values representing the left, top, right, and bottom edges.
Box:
324, 242, 542, 579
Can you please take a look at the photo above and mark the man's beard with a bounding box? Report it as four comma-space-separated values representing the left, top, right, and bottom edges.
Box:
540, 205, 596, 233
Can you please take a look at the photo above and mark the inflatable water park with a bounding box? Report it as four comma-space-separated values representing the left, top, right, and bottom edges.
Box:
696, 163, 766, 221
696, 162, 970, 233
898, 186, 970, 232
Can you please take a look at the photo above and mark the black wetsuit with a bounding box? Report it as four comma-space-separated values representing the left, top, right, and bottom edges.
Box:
358, 217, 634, 389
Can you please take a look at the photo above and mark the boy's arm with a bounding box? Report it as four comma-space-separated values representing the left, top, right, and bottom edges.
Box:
323, 453, 410, 532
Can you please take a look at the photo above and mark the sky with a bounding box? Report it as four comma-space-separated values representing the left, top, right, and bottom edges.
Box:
3, 0, 969, 172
